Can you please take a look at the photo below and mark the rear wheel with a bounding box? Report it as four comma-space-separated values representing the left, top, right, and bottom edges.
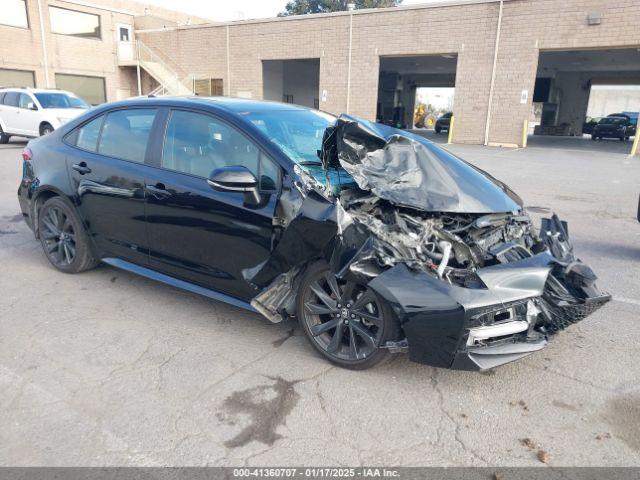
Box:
297, 262, 398, 370
37, 197, 98, 273
0, 125, 9, 144
435, 126, 442, 134
591, 135, 597, 141
40, 123, 54, 136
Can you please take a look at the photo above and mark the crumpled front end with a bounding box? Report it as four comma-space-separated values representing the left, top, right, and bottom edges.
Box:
244, 115, 610, 370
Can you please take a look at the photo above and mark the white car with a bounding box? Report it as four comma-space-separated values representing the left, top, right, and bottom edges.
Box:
0, 88, 90, 143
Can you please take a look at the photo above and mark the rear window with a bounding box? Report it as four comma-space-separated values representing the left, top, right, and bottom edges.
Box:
74, 115, 105, 152
97, 109, 156, 163
3, 92, 19, 107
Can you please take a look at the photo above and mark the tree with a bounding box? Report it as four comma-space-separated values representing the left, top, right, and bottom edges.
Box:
279, 0, 402, 17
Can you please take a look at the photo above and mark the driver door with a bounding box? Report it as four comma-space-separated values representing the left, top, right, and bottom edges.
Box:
144, 108, 281, 301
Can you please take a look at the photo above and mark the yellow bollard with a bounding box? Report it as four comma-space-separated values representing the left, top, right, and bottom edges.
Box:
631, 131, 640, 157
522, 119, 529, 148
447, 116, 455, 144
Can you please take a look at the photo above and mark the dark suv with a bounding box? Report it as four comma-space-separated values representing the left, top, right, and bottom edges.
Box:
17, 97, 609, 371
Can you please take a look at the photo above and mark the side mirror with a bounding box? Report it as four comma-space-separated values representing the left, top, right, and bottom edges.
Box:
27, 102, 38, 111
207, 166, 260, 203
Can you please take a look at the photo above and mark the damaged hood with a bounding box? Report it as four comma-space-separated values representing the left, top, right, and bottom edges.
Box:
322, 115, 523, 213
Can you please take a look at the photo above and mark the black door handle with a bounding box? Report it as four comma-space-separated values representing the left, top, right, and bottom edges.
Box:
72, 162, 91, 175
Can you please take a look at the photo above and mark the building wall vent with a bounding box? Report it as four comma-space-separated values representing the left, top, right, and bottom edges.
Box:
587, 13, 602, 25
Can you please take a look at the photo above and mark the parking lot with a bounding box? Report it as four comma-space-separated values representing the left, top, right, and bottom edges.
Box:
1, 137, 639, 467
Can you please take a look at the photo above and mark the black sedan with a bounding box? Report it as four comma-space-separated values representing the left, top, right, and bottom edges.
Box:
434, 112, 452, 134
17, 97, 609, 371
592, 115, 635, 141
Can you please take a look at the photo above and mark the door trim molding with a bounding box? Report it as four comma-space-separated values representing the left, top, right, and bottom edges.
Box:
102, 257, 257, 312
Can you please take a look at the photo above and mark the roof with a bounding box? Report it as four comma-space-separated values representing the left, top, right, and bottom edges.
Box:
135, 0, 513, 32
0, 87, 75, 94
121, 95, 315, 113
194, 96, 313, 113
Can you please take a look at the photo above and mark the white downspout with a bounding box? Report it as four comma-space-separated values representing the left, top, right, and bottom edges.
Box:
346, 12, 354, 114
136, 41, 142, 96
484, 0, 504, 146
226, 25, 231, 96
36, 0, 51, 88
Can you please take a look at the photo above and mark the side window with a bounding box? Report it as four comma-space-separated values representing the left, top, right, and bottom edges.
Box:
98, 109, 156, 163
0, 93, 5, 104
74, 115, 104, 152
18, 93, 33, 109
162, 110, 279, 190
4, 92, 19, 107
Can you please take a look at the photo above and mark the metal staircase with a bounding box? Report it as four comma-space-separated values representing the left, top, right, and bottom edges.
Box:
118, 39, 194, 96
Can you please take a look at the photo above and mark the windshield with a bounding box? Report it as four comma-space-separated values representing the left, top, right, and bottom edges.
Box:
35, 93, 89, 109
599, 117, 625, 125
246, 109, 335, 166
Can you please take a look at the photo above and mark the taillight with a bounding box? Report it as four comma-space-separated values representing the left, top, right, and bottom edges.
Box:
22, 147, 32, 161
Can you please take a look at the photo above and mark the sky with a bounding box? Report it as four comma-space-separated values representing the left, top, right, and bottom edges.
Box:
142, 0, 441, 22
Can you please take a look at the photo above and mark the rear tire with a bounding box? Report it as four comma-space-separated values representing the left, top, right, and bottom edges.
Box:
0, 125, 9, 144
296, 261, 399, 370
40, 123, 54, 136
591, 135, 597, 141
435, 127, 442, 134
37, 197, 98, 273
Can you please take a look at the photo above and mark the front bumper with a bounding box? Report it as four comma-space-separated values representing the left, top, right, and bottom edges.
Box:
369, 252, 610, 371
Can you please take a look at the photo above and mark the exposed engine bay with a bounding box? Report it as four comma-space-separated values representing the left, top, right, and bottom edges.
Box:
245, 115, 611, 370
339, 191, 537, 283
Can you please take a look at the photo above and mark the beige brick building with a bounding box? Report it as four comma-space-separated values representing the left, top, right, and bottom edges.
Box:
3, 0, 640, 147
0, 0, 207, 104
136, 0, 640, 147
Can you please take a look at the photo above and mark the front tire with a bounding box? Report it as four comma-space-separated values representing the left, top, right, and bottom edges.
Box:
37, 197, 98, 273
40, 123, 54, 136
296, 262, 399, 370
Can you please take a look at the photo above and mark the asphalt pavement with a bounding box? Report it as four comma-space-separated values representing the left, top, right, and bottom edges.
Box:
1, 136, 639, 466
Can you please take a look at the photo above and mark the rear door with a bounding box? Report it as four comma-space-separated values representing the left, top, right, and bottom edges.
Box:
1, 92, 21, 134
65, 108, 159, 265
144, 108, 280, 300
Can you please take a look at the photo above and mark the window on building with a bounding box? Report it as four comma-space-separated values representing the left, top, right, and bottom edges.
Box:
98, 109, 157, 163
49, 6, 101, 39
162, 110, 278, 190
0, 68, 35, 88
194, 78, 224, 96
1, 0, 29, 29
55, 73, 106, 105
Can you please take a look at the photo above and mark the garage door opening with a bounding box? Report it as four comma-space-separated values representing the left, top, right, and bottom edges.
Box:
531, 48, 640, 154
376, 54, 457, 142
262, 59, 320, 109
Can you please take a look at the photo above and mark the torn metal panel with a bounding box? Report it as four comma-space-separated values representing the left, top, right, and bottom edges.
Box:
243, 189, 339, 289
250, 266, 303, 324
